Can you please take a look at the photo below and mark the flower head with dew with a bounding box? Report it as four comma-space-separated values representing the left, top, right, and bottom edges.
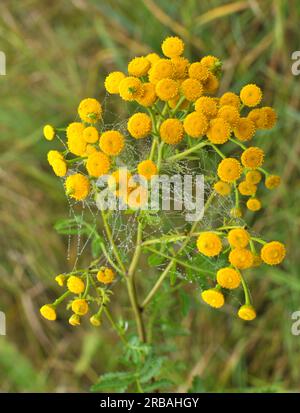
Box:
201, 288, 224, 308
241, 147, 264, 169
197, 232, 222, 257
217, 267, 241, 289
86, 151, 111, 177
183, 111, 208, 138
240, 84, 262, 107
217, 158, 242, 183
99, 131, 125, 156
65, 173, 90, 201
105, 71, 126, 94
261, 241, 286, 265
160, 118, 184, 144
127, 112, 152, 139
78, 98, 102, 123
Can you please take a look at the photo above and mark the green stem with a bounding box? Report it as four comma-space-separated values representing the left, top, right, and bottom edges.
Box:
251, 237, 267, 245
100, 242, 124, 275
104, 307, 128, 345
237, 269, 251, 305
210, 143, 226, 159
52, 291, 71, 307
229, 137, 247, 150
168, 140, 209, 162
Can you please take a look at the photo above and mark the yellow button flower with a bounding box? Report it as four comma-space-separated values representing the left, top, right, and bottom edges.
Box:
217, 158, 242, 183
128, 57, 150, 77
78, 98, 102, 123
127, 113, 152, 139
155, 78, 179, 101
104, 71, 126, 94
161, 36, 184, 58
183, 111, 208, 138
43, 124, 55, 141
86, 151, 111, 177
181, 78, 203, 102
55, 274, 66, 287
40, 304, 56, 321
71, 299, 89, 316
229, 248, 253, 270
135, 83, 157, 107
240, 84, 262, 107
217, 105, 240, 128
241, 147, 264, 169
148, 59, 174, 83
201, 288, 224, 308
119, 76, 144, 101
69, 314, 81, 326
238, 305, 256, 321
97, 268, 115, 284
188, 62, 209, 82
137, 160, 158, 180
217, 267, 241, 289
219, 92, 240, 109
234, 117, 256, 142
99, 130, 125, 156
214, 180, 231, 196
238, 181, 257, 196
83, 126, 99, 143
265, 175, 281, 189
66, 122, 86, 156
195, 96, 218, 118
261, 241, 286, 265
67, 276, 85, 294
160, 118, 184, 145
90, 315, 101, 327
207, 118, 231, 144
246, 198, 262, 211
228, 228, 250, 249
65, 173, 90, 201
197, 232, 222, 257
245, 170, 262, 185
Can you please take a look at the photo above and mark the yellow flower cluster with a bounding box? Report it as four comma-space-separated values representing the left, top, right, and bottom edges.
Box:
41, 35, 285, 326
198, 227, 286, 320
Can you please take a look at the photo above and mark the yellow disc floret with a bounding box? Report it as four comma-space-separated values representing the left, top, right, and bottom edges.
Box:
197, 232, 222, 257
66, 122, 86, 156
246, 198, 262, 211
99, 130, 125, 156
128, 57, 151, 77
214, 180, 231, 196
43, 124, 55, 141
67, 276, 85, 294
217, 267, 241, 289
234, 118, 256, 142
155, 78, 179, 101
217, 158, 242, 182
65, 173, 90, 201
127, 112, 152, 139
83, 126, 99, 143
261, 241, 286, 265
78, 98, 102, 123
201, 288, 224, 308
207, 118, 231, 144
136, 83, 157, 107
241, 147, 264, 169
86, 151, 111, 177
71, 299, 89, 316
183, 111, 208, 138
238, 305, 256, 321
240, 84, 262, 107
161, 36, 184, 58
217, 105, 240, 128
238, 181, 257, 196
137, 160, 158, 180
246, 170, 262, 185
188, 62, 209, 82
40, 304, 56, 321
195, 96, 218, 118
229, 248, 253, 269
119, 76, 143, 101
160, 118, 184, 145
228, 228, 250, 249
219, 92, 240, 109
104, 71, 126, 94
181, 78, 203, 102
148, 59, 174, 83
97, 267, 115, 284
265, 175, 281, 189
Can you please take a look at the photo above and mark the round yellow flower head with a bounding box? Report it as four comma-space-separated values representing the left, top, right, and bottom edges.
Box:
148, 59, 174, 84
99, 130, 125, 156
51, 158, 67, 177
86, 151, 110, 177
97, 267, 115, 284
188, 62, 209, 82
183, 111, 208, 138
207, 118, 231, 144
161, 36, 184, 58
219, 92, 240, 109
181, 78, 203, 102
55, 274, 66, 287
47, 150, 63, 165
265, 175, 281, 190
238, 181, 257, 196
201, 288, 224, 308
90, 315, 101, 327
217, 105, 240, 128
138, 160, 158, 180
228, 228, 250, 249
214, 180, 231, 196
83, 126, 99, 143
119, 76, 143, 101
197, 232, 222, 257
108, 168, 134, 198
261, 241, 286, 265
246, 198, 262, 211
160, 118, 184, 145
246, 170, 262, 185
203, 73, 219, 94
136, 83, 157, 107
127, 185, 148, 209
128, 57, 151, 77
145, 52, 160, 66
69, 314, 81, 326
217, 158, 242, 183
260, 106, 277, 129
65, 173, 90, 201
195, 96, 218, 118
200, 55, 220, 71
43, 124, 55, 141
217, 267, 241, 289
66, 122, 86, 156
240, 84, 262, 107
67, 276, 85, 294
40, 304, 56, 321
171, 56, 190, 79
229, 248, 253, 270
238, 305, 256, 321
234, 118, 256, 142
78, 98, 102, 123
127, 112, 152, 139
71, 299, 89, 316
104, 71, 126, 94
230, 207, 242, 218
155, 78, 179, 101
247, 108, 268, 129
241, 147, 264, 169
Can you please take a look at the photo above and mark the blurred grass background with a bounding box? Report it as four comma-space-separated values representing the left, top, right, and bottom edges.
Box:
0, 0, 300, 392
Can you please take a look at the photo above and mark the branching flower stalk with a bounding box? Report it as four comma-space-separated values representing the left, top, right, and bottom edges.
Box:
40, 36, 286, 388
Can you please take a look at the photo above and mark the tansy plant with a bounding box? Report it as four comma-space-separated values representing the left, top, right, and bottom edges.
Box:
41, 36, 285, 391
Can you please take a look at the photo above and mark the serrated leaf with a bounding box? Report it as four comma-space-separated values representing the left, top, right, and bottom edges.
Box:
139, 356, 164, 383
142, 379, 173, 392
91, 371, 136, 392
147, 253, 166, 267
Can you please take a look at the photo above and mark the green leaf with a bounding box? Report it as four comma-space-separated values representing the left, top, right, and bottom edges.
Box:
91, 234, 104, 258
139, 356, 164, 383
188, 375, 206, 393
169, 263, 177, 286
179, 290, 191, 317
91, 371, 136, 393
142, 379, 173, 392
147, 253, 166, 267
